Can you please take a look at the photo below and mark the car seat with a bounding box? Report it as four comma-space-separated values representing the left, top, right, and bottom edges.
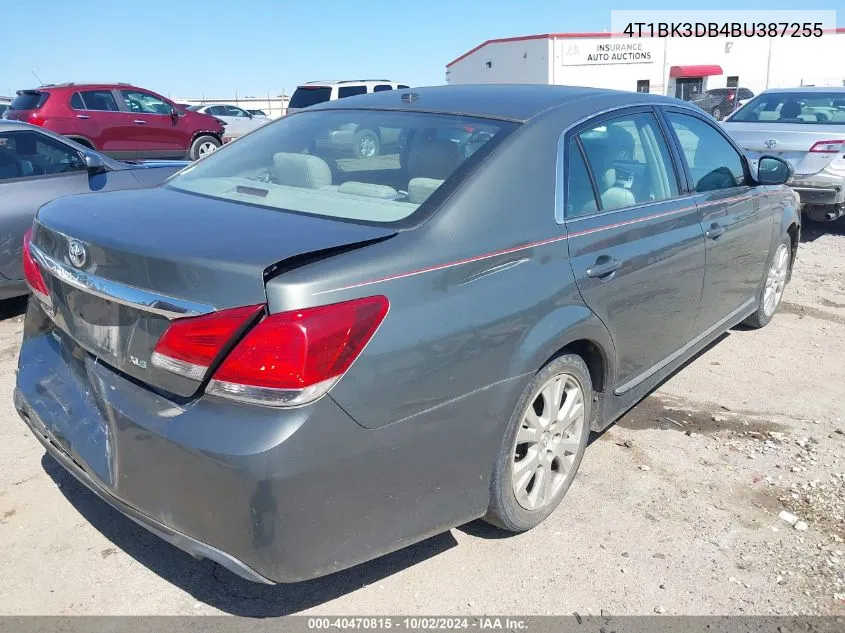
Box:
406, 138, 462, 204
271, 152, 333, 189
579, 142, 635, 211
778, 101, 803, 122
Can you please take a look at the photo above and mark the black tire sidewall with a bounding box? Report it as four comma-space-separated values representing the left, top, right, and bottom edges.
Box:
190, 135, 220, 161
486, 354, 592, 532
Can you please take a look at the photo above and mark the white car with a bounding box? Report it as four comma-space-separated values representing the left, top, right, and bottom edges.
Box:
187, 104, 272, 141
287, 80, 410, 115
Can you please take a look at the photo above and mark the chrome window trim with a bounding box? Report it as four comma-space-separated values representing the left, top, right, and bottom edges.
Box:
555, 101, 706, 225
29, 243, 215, 319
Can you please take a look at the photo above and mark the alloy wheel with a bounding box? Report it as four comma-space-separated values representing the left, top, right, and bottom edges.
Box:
511, 372, 586, 511
198, 142, 217, 158
763, 243, 789, 317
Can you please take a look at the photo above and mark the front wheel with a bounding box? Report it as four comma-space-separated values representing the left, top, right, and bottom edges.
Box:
484, 354, 592, 532
744, 237, 791, 329
189, 135, 220, 161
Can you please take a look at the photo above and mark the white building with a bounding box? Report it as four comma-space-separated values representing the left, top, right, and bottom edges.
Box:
446, 29, 845, 99
175, 95, 289, 119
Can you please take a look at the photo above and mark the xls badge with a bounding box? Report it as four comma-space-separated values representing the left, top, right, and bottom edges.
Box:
68, 240, 87, 268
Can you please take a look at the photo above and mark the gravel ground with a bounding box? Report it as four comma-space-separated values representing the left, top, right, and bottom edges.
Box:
0, 220, 843, 617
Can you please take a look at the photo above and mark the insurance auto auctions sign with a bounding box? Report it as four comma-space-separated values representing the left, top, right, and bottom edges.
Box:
560, 40, 658, 66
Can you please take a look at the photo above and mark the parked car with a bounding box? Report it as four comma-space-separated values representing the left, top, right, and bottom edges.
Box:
0, 120, 187, 299
690, 87, 754, 120
722, 87, 845, 222
287, 79, 410, 114
3, 83, 224, 161
187, 104, 272, 141
16, 85, 798, 584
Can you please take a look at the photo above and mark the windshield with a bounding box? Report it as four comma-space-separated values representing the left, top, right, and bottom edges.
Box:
289, 86, 332, 109
729, 91, 845, 124
167, 109, 515, 225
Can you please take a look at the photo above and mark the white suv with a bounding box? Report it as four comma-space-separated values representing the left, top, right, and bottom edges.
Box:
287, 80, 410, 115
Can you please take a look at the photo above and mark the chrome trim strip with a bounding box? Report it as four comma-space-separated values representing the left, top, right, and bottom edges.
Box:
614, 298, 755, 396
29, 244, 215, 319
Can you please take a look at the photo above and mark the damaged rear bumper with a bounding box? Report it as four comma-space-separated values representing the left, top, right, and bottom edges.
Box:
14, 393, 274, 584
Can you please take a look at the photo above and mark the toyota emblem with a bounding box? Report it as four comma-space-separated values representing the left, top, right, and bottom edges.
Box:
68, 240, 87, 268
764, 139, 777, 149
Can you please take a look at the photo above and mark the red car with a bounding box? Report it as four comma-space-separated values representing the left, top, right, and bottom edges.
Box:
3, 83, 224, 160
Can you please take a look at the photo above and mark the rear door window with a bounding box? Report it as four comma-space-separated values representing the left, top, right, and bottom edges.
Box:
374, 85, 393, 92
574, 112, 679, 212
289, 87, 332, 109
666, 112, 747, 192
338, 86, 368, 99
77, 91, 120, 111
566, 141, 598, 217
10, 91, 49, 111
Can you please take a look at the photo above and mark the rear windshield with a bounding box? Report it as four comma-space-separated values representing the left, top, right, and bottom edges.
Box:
289, 86, 332, 109
10, 91, 49, 111
729, 91, 845, 124
167, 109, 516, 226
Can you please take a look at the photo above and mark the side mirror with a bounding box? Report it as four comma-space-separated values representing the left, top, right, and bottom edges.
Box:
170, 106, 180, 120
756, 155, 792, 185
83, 151, 107, 174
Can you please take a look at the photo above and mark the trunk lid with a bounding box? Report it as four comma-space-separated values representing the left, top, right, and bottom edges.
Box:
31, 186, 396, 397
722, 121, 845, 175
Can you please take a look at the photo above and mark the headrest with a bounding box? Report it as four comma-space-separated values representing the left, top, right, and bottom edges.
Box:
408, 178, 443, 204
407, 139, 462, 180
780, 101, 802, 119
272, 152, 332, 189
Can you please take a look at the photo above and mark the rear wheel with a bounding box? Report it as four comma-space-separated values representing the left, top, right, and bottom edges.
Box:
190, 135, 220, 161
744, 237, 791, 329
484, 355, 591, 532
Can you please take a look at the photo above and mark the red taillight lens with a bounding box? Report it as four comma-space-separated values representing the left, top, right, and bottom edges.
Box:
151, 304, 263, 380
27, 112, 45, 126
22, 228, 50, 300
808, 139, 845, 153
208, 296, 389, 406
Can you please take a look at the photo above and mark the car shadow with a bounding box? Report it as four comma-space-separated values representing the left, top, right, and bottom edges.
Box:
40, 454, 458, 617
800, 217, 845, 243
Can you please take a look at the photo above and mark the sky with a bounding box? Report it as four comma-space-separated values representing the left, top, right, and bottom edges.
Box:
2, 0, 842, 100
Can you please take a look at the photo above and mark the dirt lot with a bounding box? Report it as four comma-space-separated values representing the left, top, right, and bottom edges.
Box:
0, 221, 843, 617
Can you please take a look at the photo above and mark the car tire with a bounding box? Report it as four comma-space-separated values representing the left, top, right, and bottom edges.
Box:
484, 354, 592, 532
712, 107, 723, 120
189, 135, 221, 161
353, 129, 380, 159
743, 236, 791, 329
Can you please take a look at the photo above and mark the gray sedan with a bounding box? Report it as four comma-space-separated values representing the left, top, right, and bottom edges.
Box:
722, 87, 845, 222
0, 120, 188, 299
15, 85, 799, 584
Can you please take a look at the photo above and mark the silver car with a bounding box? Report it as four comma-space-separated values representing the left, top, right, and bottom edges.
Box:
722, 87, 845, 222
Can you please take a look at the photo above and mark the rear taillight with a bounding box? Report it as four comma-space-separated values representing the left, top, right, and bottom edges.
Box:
27, 112, 45, 126
208, 296, 389, 407
22, 228, 50, 302
153, 296, 388, 407
808, 140, 845, 153
151, 304, 264, 380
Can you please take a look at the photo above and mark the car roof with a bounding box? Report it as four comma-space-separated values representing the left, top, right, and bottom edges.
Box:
19, 83, 139, 92
300, 80, 398, 86
761, 86, 845, 94
303, 84, 683, 123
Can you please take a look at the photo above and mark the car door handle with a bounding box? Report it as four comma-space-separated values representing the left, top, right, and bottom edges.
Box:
705, 223, 726, 239
133, 120, 146, 125
586, 257, 623, 280
76, 114, 89, 120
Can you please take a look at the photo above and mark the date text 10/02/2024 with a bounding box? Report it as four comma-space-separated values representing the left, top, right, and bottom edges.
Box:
306, 618, 528, 630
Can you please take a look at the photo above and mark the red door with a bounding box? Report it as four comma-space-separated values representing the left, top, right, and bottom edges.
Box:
71, 90, 136, 155
118, 90, 191, 158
